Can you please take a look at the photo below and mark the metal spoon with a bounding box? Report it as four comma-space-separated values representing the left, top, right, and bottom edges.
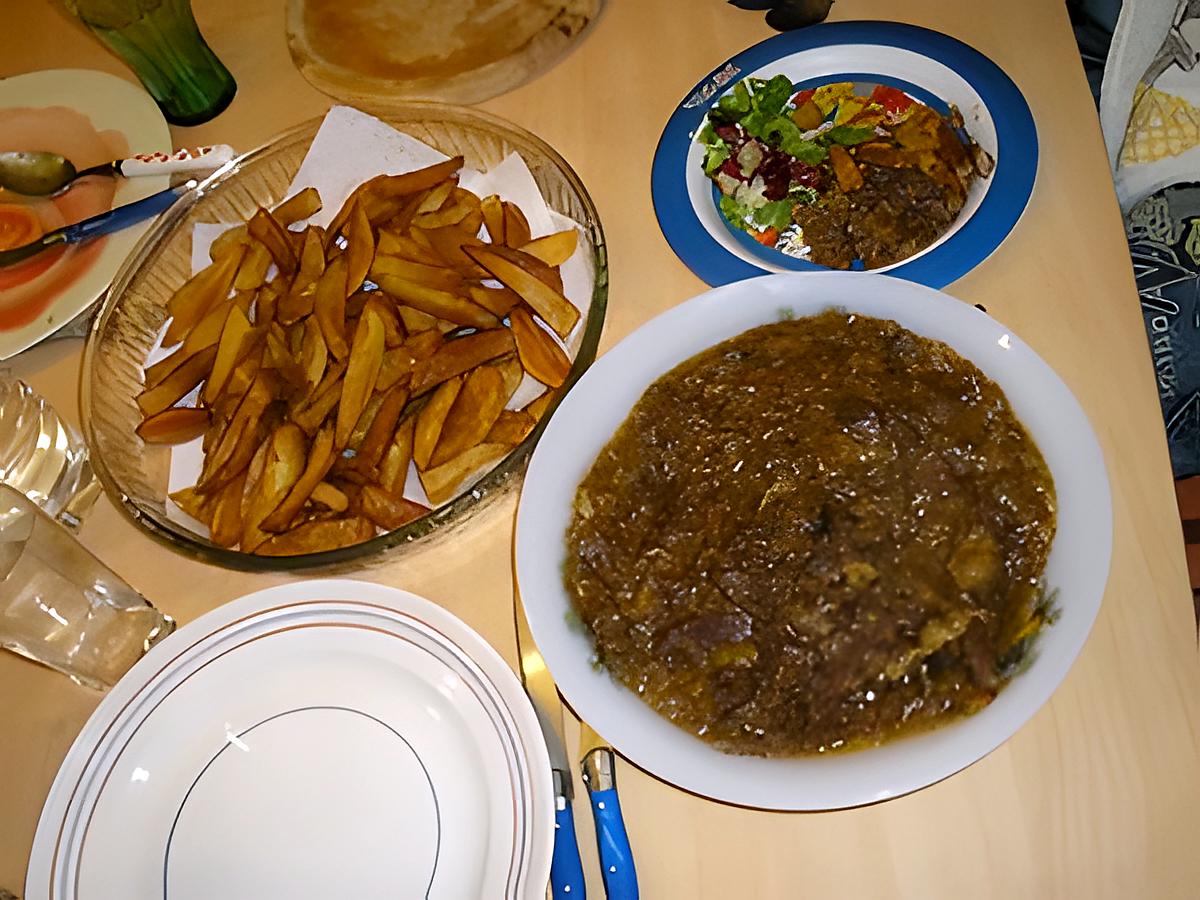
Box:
0, 145, 234, 196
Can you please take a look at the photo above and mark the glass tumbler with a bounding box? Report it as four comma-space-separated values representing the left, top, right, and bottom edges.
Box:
64, 0, 237, 126
0, 483, 175, 689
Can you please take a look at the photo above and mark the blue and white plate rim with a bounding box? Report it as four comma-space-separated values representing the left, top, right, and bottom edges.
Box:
650, 20, 1039, 289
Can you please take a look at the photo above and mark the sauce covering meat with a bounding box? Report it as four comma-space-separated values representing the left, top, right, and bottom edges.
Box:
563, 311, 1057, 756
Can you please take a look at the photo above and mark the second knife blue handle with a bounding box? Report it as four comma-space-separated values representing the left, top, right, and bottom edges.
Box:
60, 185, 184, 245
588, 787, 638, 900
551, 801, 586, 900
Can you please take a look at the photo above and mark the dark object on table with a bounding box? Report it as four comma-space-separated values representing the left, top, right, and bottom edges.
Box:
564, 312, 1057, 756
728, 0, 833, 31
63, 0, 236, 125
1127, 183, 1200, 478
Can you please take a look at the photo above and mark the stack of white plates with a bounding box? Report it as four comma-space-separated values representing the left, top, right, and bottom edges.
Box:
26, 580, 552, 899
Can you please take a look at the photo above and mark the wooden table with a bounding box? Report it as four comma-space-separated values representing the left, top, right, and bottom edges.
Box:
3, 1, 1199, 897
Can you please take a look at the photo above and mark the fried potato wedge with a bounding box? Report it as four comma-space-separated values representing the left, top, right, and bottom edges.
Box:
480, 194, 505, 244
247, 207, 297, 275
510, 306, 570, 388
209, 471, 248, 548
370, 255, 462, 292
523, 388, 557, 421
234, 242, 273, 292
419, 442, 510, 506
360, 484, 430, 531
520, 228, 579, 266
355, 383, 410, 476
414, 376, 463, 470
430, 365, 507, 467
136, 406, 210, 444
335, 308, 385, 448
136, 344, 218, 417
462, 245, 578, 338
310, 481, 348, 512
468, 285, 522, 317
169, 485, 213, 523
163, 246, 244, 347
256, 516, 376, 556
379, 415, 417, 495
314, 255, 350, 360
502, 201, 532, 248
373, 275, 498, 329
485, 409, 537, 446
241, 423, 308, 551
202, 305, 255, 404
410, 328, 516, 394
261, 424, 336, 532
345, 199, 375, 293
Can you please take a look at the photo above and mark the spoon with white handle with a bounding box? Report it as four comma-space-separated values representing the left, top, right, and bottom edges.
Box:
0, 144, 235, 196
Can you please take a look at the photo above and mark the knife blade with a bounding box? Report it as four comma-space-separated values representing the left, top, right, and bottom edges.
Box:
0, 184, 185, 268
580, 723, 639, 900
514, 590, 586, 900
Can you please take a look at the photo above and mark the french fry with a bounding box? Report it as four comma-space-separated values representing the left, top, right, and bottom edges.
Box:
210, 471, 248, 548
359, 484, 429, 531
413, 197, 473, 230
136, 345, 218, 417
265, 323, 308, 392
462, 245, 578, 338
335, 309, 385, 448
480, 194, 505, 244
430, 365, 507, 467
362, 295, 405, 348
142, 344, 193, 391
202, 305, 256, 404
377, 230, 443, 266
414, 376, 463, 470
136, 406, 210, 444
314, 255, 350, 360
169, 485, 212, 523
418, 442, 510, 506
490, 355, 524, 399
327, 157, 464, 238
278, 226, 326, 323
379, 415, 416, 494
520, 229, 579, 266
485, 409, 537, 446
510, 306, 571, 388
197, 370, 277, 493
256, 516, 375, 556
373, 275, 498, 329
310, 481, 348, 512
523, 388, 557, 421
355, 383, 410, 476
180, 298, 233, 357
293, 379, 342, 435
261, 424, 336, 532
299, 316, 327, 398
241, 423, 308, 551
346, 391, 386, 451
255, 279, 281, 326
273, 186, 323, 226
502, 201, 532, 248
468, 285, 521, 317
397, 305, 456, 335
247, 207, 297, 275
415, 180, 455, 215
163, 246, 245, 347
370, 255, 462, 292
420, 226, 490, 278
234, 242, 273, 291
345, 199, 375, 293
410, 328, 516, 394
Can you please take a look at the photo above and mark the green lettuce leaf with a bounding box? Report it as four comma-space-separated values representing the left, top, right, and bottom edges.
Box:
752, 200, 794, 231
696, 120, 717, 146
717, 81, 752, 118
703, 139, 730, 175
751, 74, 795, 117
719, 195, 754, 231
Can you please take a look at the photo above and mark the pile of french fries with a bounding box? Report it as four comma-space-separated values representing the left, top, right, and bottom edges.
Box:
134, 155, 581, 556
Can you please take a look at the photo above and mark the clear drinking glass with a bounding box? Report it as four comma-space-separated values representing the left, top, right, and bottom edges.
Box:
0, 483, 174, 689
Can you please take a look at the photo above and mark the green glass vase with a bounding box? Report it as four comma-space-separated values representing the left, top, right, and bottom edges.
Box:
65, 0, 237, 126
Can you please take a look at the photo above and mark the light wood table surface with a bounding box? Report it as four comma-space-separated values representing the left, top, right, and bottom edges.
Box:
3, 1, 1200, 897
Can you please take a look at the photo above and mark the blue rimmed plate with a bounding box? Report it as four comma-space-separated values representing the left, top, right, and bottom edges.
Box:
651, 21, 1038, 288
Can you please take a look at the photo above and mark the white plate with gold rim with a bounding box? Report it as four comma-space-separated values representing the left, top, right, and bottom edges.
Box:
26, 580, 552, 899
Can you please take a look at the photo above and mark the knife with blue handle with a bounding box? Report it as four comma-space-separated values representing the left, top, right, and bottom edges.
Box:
581, 743, 638, 900
0, 184, 186, 268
